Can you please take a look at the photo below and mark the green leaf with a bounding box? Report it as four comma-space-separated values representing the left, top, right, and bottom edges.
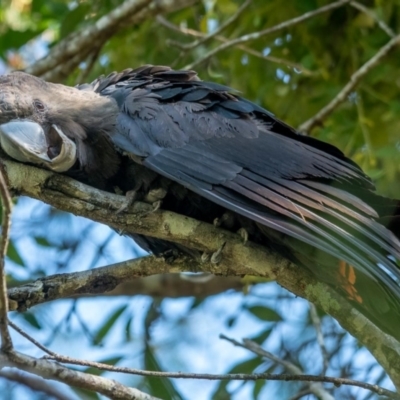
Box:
60, 3, 92, 39
93, 305, 127, 345
144, 345, 183, 400
7, 241, 24, 267
34, 236, 51, 247
212, 357, 262, 399
125, 317, 132, 342
247, 306, 282, 322
253, 379, 266, 399
249, 328, 273, 344
22, 312, 41, 329
0, 29, 45, 56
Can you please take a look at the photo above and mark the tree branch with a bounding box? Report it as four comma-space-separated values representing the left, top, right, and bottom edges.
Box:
26, 0, 199, 82
299, 34, 400, 133
8, 260, 245, 310
0, 370, 75, 400
350, 2, 395, 38
3, 159, 400, 388
220, 335, 397, 399
6, 321, 398, 400
157, 16, 315, 74
1, 351, 160, 400
173, 0, 252, 51
184, 0, 352, 70
0, 166, 13, 351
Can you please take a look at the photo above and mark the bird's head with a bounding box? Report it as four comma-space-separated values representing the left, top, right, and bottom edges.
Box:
0, 72, 120, 183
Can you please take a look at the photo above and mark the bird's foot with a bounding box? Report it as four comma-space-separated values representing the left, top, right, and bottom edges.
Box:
213, 212, 236, 229
237, 228, 249, 245
116, 190, 138, 214
144, 188, 167, 204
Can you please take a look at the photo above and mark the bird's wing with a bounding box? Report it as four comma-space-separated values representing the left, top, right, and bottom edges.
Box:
96, 66, 400, 295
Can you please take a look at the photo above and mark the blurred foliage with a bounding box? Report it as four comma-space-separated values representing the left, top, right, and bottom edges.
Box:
1, 0, 400, 399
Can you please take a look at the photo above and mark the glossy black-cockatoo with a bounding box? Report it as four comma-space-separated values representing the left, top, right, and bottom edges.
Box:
0, 66, 399, 340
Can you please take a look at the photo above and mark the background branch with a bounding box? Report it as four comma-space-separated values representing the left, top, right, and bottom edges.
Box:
299, 34, 400, 133
184, 0, 351, 70
3, 159, 400, 388
1, 351, 160, 400
26, 0, 199, 82
0, 370, 75, 400
8, 260, 245, 309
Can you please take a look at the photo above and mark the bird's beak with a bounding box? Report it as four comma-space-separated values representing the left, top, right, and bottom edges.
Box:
0, 120, 77, 172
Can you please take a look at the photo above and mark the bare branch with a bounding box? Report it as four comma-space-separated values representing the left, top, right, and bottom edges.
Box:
40, 353, 400, 400
157, 16, 314, 74
221, 335, 334, 400
8, 261, 245, 309
176, 0, 252, 51
9, 321, 56, 356
26, 0, 199, 81
220, 335, 400, 400
2, 351, 160, 400
3, 159, 400, 388
299, 34, 400, 133
184, 0, 352, 70
350, 2, 395, 38
309, 303, 329, 375
8, 256, 204, 310
0, 370, 75, 400
75, 45, 103, 85
0, 166, 12, 351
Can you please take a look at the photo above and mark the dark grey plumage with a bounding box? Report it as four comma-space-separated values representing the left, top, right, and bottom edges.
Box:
1, 65, 400, 340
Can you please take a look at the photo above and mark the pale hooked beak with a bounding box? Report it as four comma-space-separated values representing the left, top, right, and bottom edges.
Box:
0, 120, 77, 172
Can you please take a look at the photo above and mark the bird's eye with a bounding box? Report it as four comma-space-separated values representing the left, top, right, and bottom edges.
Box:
33, 99, 46, 113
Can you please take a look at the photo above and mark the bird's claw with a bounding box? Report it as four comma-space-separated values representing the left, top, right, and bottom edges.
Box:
213, 212, 235, 229
152, 200, 162, 212
211, 242, 226, 264
237, 228, 249, 244
201, 252, 210, 263
116, 190, 137, 214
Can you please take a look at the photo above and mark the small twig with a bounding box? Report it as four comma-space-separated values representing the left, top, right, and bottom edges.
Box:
0, 167, 13, 351
157, 16, 314, 74
8, 321, 56, 356
299, 34, 400, 133
222, 335, 335, 400
177, 0, 252, 51
350, 2, 395, 38
309, 303, 329, 375
184, 0, 352, 70
355, 92, 374, 161
40, 353, 400, 399
75, 45, 103, 85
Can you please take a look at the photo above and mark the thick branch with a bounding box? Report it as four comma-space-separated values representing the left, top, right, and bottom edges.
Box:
3, 159, 400, 388
26, 0, 199, 82
8, 259, 245, 310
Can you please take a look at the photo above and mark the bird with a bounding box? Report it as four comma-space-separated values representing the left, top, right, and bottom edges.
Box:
0, 65, 399, 340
